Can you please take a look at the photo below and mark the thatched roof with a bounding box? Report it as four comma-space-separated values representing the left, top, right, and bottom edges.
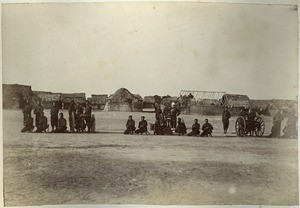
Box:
220, 94, 250, 108
133, 94, 143, 101
108, 88, 140, 104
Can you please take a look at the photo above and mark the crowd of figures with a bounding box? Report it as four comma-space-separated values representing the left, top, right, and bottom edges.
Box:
21, 100, 96, 133
269, 109, 297, 138
124, 102, 214, 137
21, 99, 297, 138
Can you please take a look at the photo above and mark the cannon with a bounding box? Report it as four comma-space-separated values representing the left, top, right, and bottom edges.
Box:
235, 115, 265, 137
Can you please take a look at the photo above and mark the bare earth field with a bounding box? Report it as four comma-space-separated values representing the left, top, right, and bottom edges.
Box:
3, 110, 298, 206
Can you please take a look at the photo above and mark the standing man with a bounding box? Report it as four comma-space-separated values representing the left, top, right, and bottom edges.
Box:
22, 99, 32, 126
84, 101, 92, 132
187, 119, 200, 136
135, 116, 148, 134
124, 115, 136, 134
269, 109, 284, 138
68, 100, 76, 132
222, 107, 231, 134
170, 102, 180, 130
163, 104, 171, 127
50, 102, 59, 132
153, 103, 163, 120
34, 100, 44, 129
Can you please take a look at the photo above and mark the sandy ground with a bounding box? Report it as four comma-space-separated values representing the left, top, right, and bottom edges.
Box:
3, 110, 298, 206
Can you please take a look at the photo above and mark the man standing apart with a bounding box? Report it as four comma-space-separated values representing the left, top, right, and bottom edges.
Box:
50, 102, 59, 132
222, 107, 231, 133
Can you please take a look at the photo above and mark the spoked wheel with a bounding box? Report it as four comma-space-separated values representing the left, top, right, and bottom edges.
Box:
254, 116, 265, 137
235, 116, 246, 137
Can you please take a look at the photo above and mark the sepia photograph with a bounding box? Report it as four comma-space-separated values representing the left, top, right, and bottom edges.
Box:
1, 1, 299, 207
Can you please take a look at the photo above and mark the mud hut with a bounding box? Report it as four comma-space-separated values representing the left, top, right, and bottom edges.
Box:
33, 91, 62, 109
104, 88, 143, 112
88, 94, 108, 110
61, 93, 86, 109
3, 84, 34, 109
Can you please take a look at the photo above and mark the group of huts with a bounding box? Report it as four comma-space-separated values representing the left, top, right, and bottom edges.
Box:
2, 84, 297, 117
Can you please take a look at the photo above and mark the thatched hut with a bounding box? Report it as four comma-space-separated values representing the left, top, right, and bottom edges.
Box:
33, 91, 62, 109
61, 93, 86, 109
3, 84, 34, 109
88, 94, 108, 110
104, 88, 143, 112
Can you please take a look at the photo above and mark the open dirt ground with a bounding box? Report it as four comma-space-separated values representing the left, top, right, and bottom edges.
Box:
3, 110, 298, 206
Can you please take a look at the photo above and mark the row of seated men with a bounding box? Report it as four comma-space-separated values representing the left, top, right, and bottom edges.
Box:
21, 112, 67, 133
124, 115, 213, 137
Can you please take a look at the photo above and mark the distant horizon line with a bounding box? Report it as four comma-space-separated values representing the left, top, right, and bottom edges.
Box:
2, 83, 298, 101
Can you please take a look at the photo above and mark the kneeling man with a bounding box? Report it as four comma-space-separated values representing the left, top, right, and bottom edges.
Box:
200, 119, 213, 137
135, 116, 149, 134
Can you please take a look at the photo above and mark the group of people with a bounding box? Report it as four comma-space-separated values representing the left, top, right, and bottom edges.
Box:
269, 109, 297, 138
123, 102, 214, 137
21, 100, 95, 133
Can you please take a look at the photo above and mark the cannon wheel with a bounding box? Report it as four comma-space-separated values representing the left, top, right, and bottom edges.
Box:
254, 116, 265, 137
235, 116, 246, 137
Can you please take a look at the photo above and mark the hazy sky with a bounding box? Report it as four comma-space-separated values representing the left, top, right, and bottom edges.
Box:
2, 2, 298, 99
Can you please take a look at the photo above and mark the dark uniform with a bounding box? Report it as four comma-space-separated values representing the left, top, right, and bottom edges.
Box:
175, 120, 187, 135
50, 105, 59, 131
68, 101, 76, 132
22, 101, 32, 126
124, 118, 136, 134
21, 116, 34, 133
56, 117, 67, 133
283, 114, 297, 138
153, 103, 163, 120
187, 122, 200, 136
200, 122, 213, 137
36, 114, 48, 133
75, 104, 85, 132
269, 111, 284, 138
222, 109, 231, 133
34, 103, 44, 128
135, 120, 148, 134
170, 106, 180, 129
163, 106, 171, 127
84, 104, 92, 132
